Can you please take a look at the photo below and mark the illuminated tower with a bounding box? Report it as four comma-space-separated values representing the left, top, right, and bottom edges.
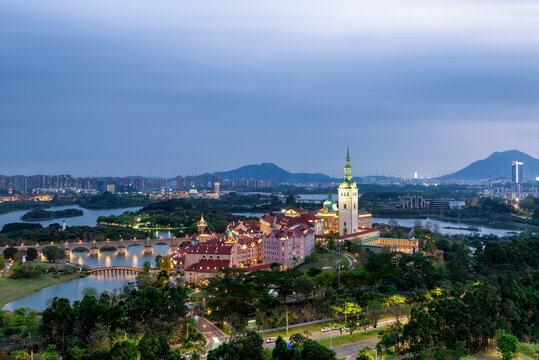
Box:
338, 146, 358, 235
511, 161, 524, 199
197, 214, 207, 233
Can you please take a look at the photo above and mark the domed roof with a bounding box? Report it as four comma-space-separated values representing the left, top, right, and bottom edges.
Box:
323, 194, 338, 212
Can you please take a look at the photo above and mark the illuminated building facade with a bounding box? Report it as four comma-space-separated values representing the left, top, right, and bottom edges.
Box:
338, 146, 358, 235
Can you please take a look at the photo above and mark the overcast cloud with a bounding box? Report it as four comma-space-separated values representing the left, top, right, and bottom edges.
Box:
1, 0, 538, 178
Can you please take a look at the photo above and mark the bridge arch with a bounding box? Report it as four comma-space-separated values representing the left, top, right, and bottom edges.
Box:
98, 245, 118, 252
71, 246, 91, 253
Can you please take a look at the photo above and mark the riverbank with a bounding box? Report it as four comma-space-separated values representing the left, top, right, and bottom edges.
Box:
0, 272, 82, 308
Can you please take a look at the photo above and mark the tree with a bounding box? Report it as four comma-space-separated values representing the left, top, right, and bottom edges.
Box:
111, 340, 138, 360
40, 297, 74, 354
285, 195, 297, 209
65, 346, 85, 360
496, 333, 518, 360
155, 255, 163, 269
383, 295, 406, 321
82, 287, 98, 299
366, 300, 383, 328
143, 261, 152, 273
358, 318, 372, 332
3, 247, 18, 260
273, 336, 298, 360
356, 347, 375, 360
42, 246, 66, 263
0, 256, 5, 276
289, 333, 307, 346
345, 321, 358, 337
208, 331, 264, 360
137, 330, 161, 360
300, 339, 336, 360
25, 248, 38, 261
161, 256, 173, 272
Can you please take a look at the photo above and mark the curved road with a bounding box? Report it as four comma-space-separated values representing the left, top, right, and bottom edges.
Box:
343, 253, 357, 269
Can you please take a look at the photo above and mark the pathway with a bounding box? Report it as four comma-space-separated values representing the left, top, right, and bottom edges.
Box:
196, 317, 228, 352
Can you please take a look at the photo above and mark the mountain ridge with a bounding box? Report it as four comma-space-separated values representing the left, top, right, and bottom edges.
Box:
438, 149, 539, 180
213, 162, 336, 183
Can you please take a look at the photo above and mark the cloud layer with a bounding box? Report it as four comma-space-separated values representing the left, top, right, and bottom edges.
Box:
1, 0, 538, 178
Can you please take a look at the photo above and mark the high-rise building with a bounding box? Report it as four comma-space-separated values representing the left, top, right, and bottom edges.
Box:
511, 161, 524, 200
178, 176, 183, 189
511, 161, 523, 183
338, 146, 358, 235
214, 182, 220, 195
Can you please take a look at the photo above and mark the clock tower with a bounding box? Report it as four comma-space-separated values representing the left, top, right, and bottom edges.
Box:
338, 146, 358, 235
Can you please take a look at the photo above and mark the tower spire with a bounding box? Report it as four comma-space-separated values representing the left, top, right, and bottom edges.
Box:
344, 145, 352, 182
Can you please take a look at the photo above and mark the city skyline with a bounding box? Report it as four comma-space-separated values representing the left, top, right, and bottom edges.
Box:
2, 1, 539, 177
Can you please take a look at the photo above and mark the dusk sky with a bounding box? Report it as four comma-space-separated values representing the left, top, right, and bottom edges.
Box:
1, 0, 539, 179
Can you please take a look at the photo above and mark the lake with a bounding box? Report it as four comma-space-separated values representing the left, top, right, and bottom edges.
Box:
0, 205, 142, 229
2, 244, 171, 311
372, 217, 523, 237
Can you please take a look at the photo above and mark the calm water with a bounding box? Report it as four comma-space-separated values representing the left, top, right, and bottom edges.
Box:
372, 217, 522, 237
2, 244, 171, 311
0, 205, 142, 229
296, 194, 338, 201
232, 212, 266, 217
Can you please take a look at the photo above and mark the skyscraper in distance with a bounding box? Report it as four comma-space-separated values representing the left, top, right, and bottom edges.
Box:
511, 161, 523, 183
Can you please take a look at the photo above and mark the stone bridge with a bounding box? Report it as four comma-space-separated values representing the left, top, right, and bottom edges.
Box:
88, 266, 143, 275
0, 237, 193, 256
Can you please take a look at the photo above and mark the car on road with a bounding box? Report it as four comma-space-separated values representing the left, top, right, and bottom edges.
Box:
321, 327, 331, 332
331, 326, 341, 330
266, 337, 278, 343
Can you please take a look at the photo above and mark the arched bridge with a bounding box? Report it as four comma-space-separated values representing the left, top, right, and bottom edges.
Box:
88, 266, 143, 275
0, 236, 193, 256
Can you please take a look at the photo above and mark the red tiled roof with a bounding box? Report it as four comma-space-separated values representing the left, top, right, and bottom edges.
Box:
336, 228, 379, 239
186, 242, 234, 255
184, 259, 231, 273
234, 263, 273, 272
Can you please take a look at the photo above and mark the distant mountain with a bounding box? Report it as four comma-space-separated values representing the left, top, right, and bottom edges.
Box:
438, 150, 539, 181
213, 163, 335, 183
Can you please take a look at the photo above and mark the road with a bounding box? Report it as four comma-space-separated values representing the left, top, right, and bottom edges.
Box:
196, 317, 228, 352
343, 253, 358, 269
262, 316, 397, 359
333, 338, 379, 360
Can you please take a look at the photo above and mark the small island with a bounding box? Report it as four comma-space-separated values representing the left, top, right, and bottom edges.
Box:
21, 208, 83, 221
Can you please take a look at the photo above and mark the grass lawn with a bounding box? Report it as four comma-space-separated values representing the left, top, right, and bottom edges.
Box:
262, 321, 335, 338
317, 330, 379, 348
0, 273, 81, 307
296, 252, 350, 273
189, 290, 209, 300
468, 345, 538, 360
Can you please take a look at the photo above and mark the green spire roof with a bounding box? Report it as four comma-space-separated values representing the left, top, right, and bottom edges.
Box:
344, 145, 352, 182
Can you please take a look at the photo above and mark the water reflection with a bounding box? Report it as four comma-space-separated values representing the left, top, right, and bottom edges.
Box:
372, 217, 521, 237
2, 244, 171, 311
